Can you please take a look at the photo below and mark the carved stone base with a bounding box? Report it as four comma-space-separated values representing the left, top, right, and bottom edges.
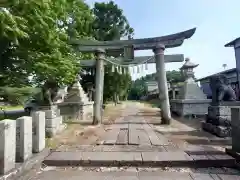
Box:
37, 105, 64, 138
206, 115, 231, 127
208, 105, 231, 120
58, 102, 93, 121
202, 122, 231, 137
170, 99, 211, 116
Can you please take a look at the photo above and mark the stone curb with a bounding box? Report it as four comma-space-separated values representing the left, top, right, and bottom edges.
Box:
43, 151, 236, 168
0, 148, 50, 180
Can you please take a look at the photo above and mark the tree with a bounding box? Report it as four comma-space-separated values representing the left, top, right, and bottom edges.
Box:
92, 1, 134, 41
128, 70, 186, 100
166, 70, 185, 84
0, 0, 94, 88
81, 1, 134, 103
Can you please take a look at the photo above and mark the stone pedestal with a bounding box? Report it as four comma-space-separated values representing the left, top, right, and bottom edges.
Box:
202, 102, 240, 137
171, 99, 211, 117
37, 105, 64, 138
170, 58, 210, 117
58, 78, 94, 122
58, 102, 93, 121
0, 120, 16, 174
16, 116, 33, 162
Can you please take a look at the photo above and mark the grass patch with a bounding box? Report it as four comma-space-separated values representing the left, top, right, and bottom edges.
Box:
45, 138, 59, 149
0, 105, 23, 110
141, 99, 160, 108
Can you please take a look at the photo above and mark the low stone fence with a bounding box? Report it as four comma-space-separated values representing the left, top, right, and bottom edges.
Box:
0, 108, 64, 178
0, 111, 46, 176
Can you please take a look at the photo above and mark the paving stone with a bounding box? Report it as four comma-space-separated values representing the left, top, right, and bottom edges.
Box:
217, 174, 240, 180
138, 171, 192, 180
190, 173, 217, 180
44, 151, 82, 166
44, 151, 143, 166
105, 124, 128, 130
129, 124, 144, 130
141, 151, 193, 167
129, 128, 139, 145
188, 151, 235, 168
164, 145, 181, 152
30, 171, 139, 180
81, 152, 142, 166
116, 129, 128, 145
145, 130, 162, 146
101, 129, 120, 145
138, 130, 151, 146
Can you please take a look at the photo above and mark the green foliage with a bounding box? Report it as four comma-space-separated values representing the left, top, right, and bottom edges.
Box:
103, 66, 131, 102
166, 70, 185, 84
80, 1, 134, 102
0, 0, 94, 87
93, 0, 134, 41
128, 77, 147, 100
0, 87, 39, 105
128, 70, 185, 100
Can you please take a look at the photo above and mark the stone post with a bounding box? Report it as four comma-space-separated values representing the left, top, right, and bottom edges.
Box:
16, 116, 33, 162
230, 108, 240, 152
93, 48, 105, 125
0, 120, 16, 174
32, 111, 45, 153
153, 44, 171, 124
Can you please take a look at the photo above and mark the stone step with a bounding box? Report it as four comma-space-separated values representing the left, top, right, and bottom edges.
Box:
43, 150, 236, 168
23, 170, 240, 180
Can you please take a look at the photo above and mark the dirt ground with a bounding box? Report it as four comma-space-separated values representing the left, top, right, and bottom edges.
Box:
46, 103, 126, 149
140, 103, 231, 152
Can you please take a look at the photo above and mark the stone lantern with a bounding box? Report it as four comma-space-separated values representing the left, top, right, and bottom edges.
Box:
170, 58, 211, 117
180, 58, 199, 82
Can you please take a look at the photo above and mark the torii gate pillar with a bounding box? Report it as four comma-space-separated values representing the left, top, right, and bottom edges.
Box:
93, 48, 105, 125
153, 44, 171, 124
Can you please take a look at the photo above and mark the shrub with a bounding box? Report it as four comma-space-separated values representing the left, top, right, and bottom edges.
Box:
0, 87, 40, 105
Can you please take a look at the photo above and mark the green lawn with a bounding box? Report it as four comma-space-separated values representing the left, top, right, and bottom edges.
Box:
0, 105, 23, 110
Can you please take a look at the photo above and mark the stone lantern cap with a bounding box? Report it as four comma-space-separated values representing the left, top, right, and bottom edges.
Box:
180, 58, 199, 70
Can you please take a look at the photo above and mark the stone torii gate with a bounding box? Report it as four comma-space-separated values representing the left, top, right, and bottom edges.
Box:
71, 28, 196, 125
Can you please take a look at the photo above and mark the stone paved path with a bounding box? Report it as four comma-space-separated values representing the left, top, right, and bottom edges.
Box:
27, 103, 240, 180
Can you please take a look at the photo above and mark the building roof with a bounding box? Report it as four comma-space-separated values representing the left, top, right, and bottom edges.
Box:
225, 37, 240, 47
196, 68, 236, 81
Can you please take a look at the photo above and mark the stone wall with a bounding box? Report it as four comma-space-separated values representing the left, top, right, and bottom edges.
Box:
0, 111, 48, 176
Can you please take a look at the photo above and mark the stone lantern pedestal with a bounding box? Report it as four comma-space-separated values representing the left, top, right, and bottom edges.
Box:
58, 78, 94, 122
171, 58, 211, 117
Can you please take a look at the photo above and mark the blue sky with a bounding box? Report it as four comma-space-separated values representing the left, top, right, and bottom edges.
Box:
86, 0, 240, 80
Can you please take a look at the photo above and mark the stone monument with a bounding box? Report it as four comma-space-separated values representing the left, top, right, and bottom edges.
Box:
171, 58, 211, 116
202, 74, 238, 137
58, 75, 94, 122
